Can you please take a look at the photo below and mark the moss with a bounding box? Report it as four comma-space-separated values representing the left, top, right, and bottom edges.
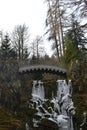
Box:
0, 107, 22, 130
73, 93, 87, 129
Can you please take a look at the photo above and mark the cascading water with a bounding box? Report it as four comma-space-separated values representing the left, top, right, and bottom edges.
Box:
32, 80, 45, 101
30, 80, 75, 130
56, 80, 75, 130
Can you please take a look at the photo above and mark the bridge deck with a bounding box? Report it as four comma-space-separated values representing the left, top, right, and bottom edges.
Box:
19, 65, 67, 76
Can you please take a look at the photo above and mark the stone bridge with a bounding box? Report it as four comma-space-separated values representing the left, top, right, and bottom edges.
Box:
19, 65, 67, 76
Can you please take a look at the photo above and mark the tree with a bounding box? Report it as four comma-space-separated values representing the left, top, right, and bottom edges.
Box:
0, 31, 3, 45
45, 0, 67, 61
63, 16, 87, 91
63, 15, 87, 64
68, 0, 87, 17
30, 36, 45, 59
0, 34, 16, 60
12, 24, 30, 60
64, 0, 87, 29
0, 33, 20, 109
45, 0, 87, 62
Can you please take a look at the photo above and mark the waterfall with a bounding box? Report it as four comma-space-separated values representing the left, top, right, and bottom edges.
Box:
56, 80, 75, 130
30, 80, 75, 130
32, 80, 45, 101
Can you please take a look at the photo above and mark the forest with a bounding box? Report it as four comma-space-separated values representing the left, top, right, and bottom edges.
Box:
0, 0, 87, 130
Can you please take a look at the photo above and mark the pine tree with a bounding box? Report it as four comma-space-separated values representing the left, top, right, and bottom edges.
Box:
63, 16, 87, 90
0, 34, 16, 60
63, 15, 87, 64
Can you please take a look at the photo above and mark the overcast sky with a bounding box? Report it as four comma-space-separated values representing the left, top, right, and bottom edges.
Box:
0, 0, 52, 56
0, 0, 46, 35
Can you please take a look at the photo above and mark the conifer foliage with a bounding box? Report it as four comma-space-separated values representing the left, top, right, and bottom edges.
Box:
0, 34, 16, 60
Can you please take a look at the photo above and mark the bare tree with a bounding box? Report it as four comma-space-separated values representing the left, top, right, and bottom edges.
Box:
62, 0, 87, 29
69, 0, 87, 17
45, 0, 66, 61
12, 24, 30, 60
30, 36, 45, 58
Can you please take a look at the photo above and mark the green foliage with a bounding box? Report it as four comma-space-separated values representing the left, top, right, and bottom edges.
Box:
63, 32, 80, 64
71, 58, 87, 92
73, 93, 87, 129
69, 15, 87, 51
59, 15, 87, 129
63, 16, 87, 65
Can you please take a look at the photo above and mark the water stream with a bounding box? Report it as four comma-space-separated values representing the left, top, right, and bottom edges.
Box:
30, 80, 75, 130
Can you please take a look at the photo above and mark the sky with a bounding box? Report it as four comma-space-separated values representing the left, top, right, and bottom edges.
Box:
0, 0, 52, 56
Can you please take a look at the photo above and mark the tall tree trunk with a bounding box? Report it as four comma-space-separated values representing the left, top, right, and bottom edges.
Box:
21, 36, 24, 60
18, 39, 21, 60
54, 35, 60, 61
57, 27, 62, 57
57, 0, 65, 55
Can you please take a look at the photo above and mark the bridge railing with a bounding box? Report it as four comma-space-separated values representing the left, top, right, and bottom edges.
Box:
18, 59, 60, 68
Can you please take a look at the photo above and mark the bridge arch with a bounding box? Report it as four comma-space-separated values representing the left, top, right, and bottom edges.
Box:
19, 65, 67, 76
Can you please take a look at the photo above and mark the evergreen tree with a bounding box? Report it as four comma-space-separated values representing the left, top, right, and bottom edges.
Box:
63, 16, 87, 91
0, 34, 20, 110
68, 15, 87, 52
0, 34, 16, 60
63, 32, 79, 64
63, 16, 87, 64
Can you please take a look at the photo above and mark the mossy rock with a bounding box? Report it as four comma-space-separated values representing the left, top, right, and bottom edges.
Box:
39, 118, 58, 130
